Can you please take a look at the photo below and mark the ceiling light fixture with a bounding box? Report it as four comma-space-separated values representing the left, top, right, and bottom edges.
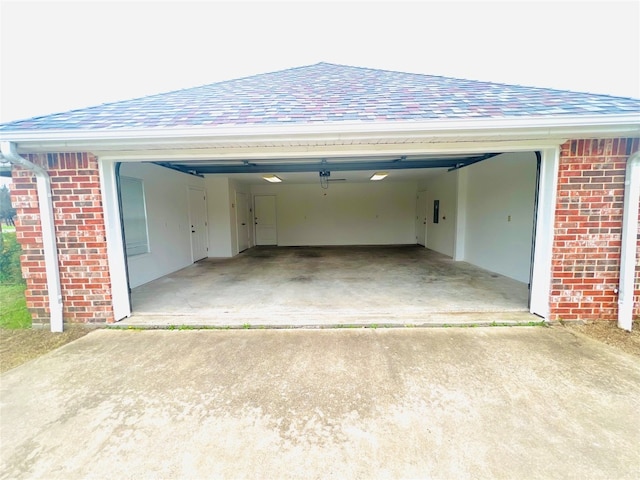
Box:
319, 169, 330, 189
262, 174, 282, 183
370, 172, 388, 181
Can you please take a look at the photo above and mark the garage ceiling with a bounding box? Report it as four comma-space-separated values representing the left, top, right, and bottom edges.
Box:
224, 168, 449, 184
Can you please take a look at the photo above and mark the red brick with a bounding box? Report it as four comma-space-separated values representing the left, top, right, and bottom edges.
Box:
13, 152, 115, 327
551, 138, 640, 321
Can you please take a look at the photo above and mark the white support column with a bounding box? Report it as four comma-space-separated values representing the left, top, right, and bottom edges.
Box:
454, 168, 468, 261
98, 159, 131, 321
618, 151, 640, 331
529, 147, 560, 319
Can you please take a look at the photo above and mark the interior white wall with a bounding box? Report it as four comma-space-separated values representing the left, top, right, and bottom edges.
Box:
463, 152, 537, 282
250, 181, 418, 246
205, 176, 233, 257
119, 163, 205, 288
229, 180, 253, 255
421, 171, 458, 257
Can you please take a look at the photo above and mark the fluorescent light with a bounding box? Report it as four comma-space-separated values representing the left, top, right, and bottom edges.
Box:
370, 172, 388, 181
262, 174, 282, 183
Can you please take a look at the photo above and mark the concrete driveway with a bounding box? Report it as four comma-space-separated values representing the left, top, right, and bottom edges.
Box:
1, 327, 639, 479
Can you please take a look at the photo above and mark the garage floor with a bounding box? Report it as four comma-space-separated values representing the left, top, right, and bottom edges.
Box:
123, 245, 537, 327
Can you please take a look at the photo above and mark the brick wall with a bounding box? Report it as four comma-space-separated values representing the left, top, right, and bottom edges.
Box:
8, 139, 640, 326
11, 152, 114, 325
550, 138, 640, 321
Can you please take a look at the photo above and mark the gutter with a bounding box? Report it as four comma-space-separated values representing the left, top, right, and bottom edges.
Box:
0, 114, 638, 153
618, 151, 640, 331
0, 142, 63, 332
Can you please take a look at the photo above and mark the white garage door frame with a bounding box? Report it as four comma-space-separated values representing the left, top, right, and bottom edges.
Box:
99, 159, 132, 321
100, 145, 560, 322
528, 147, 560, 318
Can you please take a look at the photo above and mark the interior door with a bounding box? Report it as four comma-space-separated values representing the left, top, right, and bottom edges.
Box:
236, 192, 250, 253
416, 190, 427, 246
254, 195, 277, 245
188, 187, 208, 261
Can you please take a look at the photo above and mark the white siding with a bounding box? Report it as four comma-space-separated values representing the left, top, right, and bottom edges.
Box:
120, 163, 205, 288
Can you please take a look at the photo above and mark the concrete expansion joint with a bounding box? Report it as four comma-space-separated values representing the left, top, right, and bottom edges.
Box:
107, 321, 547, 331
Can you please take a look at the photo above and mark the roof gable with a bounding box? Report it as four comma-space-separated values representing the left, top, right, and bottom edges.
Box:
1, 62, 639, 132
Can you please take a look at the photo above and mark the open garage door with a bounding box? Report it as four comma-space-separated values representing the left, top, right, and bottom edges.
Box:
109, 148, 555, 326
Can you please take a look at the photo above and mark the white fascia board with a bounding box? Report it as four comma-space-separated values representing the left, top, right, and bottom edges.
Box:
98, 140, 560, 163
1, 114, 638, 154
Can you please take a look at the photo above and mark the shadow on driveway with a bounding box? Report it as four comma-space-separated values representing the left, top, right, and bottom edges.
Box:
1, 327, 639, 479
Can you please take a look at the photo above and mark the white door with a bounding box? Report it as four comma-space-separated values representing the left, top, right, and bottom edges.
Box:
236, 192, 250, 253
416, 190, 427, 246
254, 195, 277, 245
188, 187, 208, 261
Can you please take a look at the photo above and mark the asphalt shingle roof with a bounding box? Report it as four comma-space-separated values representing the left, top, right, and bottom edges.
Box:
1, 62, 639, 131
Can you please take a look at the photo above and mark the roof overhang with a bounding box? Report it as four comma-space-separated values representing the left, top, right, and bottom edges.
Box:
0, 114, 638, 162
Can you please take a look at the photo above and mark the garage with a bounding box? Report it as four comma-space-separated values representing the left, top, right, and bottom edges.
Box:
17, 62, 638, 330
114, 149, 543, 326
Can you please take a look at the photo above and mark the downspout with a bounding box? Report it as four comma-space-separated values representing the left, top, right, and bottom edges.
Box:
0, 142, 63, 332
618, 151, 640, 332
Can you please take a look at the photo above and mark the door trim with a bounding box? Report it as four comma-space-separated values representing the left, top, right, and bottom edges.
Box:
235, 191, 250, 253
416, 190, 427, 246
188, 186, 208, 262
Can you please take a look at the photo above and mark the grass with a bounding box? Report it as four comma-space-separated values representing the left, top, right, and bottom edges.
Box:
0, 283, 31, 329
